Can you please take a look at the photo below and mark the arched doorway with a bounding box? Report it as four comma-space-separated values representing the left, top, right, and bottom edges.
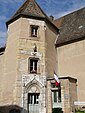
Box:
27, 84, 40, 113
23, 76, 46, 113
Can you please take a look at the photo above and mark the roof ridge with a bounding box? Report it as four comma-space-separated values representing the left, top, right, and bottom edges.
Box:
55, 7, 85, 47
11, 0, 31, 19
34, 0, 48, 18
6, 0, 58, 31
10, 0, 47, 21
55, 7, 85, 21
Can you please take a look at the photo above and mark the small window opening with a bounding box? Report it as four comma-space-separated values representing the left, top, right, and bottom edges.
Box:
31, 26, 38, 37
30, 59, 38, 73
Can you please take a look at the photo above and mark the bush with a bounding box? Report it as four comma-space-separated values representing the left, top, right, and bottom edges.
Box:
76, 109, 85, 113
52, 108, 63, 113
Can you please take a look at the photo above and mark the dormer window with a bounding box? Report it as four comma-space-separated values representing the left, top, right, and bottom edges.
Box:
31, 25, 38, 37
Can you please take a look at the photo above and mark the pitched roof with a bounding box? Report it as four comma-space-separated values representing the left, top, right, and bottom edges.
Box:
54, 7, 85, 47
6, 0, 58, 31
11, 0, 46, 19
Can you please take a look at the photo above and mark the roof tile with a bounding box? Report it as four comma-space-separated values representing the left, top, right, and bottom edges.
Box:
54, 7, 85, 47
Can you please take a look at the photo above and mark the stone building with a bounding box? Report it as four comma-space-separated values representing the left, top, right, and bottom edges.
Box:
54, 7, 85, 102
0, 0, 79, 113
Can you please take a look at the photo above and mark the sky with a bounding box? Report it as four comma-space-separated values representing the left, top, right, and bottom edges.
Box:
0, 0, 85, 47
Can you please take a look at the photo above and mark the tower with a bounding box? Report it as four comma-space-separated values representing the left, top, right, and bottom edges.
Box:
2, 0, 58, 113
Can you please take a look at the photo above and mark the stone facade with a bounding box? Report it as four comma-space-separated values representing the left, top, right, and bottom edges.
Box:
57, 40, 85, 101
22, 74, 46, 113
0, 17, 58, 113
54, 7, 85, 102
0, 54, 4, 104
47, 77, 77, 113
0, 0, 78, 113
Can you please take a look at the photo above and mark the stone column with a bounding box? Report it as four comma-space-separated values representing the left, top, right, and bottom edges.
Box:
47, 80, 52, 113
39, 87, 46, 113
61, 86, 65, 113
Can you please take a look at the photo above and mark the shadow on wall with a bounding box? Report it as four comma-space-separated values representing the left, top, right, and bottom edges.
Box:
0, 105, 27, 113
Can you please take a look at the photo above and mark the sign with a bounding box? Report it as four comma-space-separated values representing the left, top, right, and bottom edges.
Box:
19, 50, 42, 59
74, 101, 85, 106
64, 94, 69, 99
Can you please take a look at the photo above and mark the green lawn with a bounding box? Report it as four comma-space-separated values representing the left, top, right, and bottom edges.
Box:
76, 111, 85, 113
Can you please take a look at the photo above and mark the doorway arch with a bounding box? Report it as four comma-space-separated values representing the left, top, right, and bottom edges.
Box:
27, 84, 40, 113
24, 78, 43, 113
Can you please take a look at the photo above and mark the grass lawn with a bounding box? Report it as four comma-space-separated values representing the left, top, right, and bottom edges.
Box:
76, 111, 85, 113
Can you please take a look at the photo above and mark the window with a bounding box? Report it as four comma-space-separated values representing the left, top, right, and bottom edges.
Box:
28, 93, 39, 104
51, 84, 56, 88
31, 25, 38, 37
52, 90, 61, 103
28, 93, 39, 113
51, 83, 60, 88
52, 83, 61, 103
30, 59, 38, 73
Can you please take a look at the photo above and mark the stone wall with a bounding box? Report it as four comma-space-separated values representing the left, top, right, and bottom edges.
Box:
47, 77, 77, 113
45, 23, 58, 76
22, 74, 47, 113
1, 16, 58, 113
1, 18, 21, 105
60, 77, 77, 113
16, 18, 58, 108
0, 54, 4, 105
57, 40, 85, 101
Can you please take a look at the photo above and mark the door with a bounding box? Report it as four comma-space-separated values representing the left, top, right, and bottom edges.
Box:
28, 93, 39, 113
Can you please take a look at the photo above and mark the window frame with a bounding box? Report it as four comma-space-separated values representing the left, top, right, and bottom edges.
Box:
51, 83, 61, 103
30, 25, 39, 37
29, 58, 38, 74
28, 93, 39, 105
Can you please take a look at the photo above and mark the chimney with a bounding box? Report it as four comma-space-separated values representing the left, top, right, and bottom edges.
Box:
49, 15, 54, 21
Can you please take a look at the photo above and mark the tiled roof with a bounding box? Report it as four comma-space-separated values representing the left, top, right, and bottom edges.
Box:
11, 0, 47, 19
6, 0, 58, 31
54, 7, 85, 47
6, 0, 46, 25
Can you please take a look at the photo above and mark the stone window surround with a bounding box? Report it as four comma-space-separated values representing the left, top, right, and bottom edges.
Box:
30, 25, 39, 38
22, 75, 47, 113
28, 57, 40, 74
